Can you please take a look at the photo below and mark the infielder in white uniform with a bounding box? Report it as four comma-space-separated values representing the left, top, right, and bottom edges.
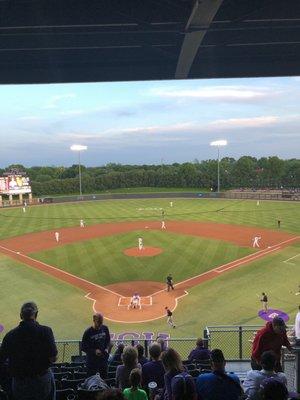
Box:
161, 220, 166, 230
138, 237, 144, 251
252, 236, 261, 248
129, 293, 141, 309
80, 219, 85, 228
55, 232, 60, 243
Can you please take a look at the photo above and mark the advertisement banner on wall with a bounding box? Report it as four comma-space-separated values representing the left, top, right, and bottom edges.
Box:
0, 174, 31, 195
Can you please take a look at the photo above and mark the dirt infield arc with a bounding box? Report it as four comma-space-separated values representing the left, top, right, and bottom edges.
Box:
0, 221, 298, 323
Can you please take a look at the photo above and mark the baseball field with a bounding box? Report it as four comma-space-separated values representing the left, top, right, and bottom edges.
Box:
0, 197, 299, 340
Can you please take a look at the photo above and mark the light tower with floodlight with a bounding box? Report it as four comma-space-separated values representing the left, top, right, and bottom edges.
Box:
70, 144, 88, 197
210, 140, 227, 193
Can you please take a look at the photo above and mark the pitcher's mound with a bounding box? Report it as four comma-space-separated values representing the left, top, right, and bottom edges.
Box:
124, 247, 163, 257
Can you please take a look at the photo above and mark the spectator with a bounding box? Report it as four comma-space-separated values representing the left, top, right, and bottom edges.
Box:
97, 388, 125, 400
156, 337, 168, 352
161, 348, 184, 399
196, 348, 243, 400
0, 302, 57, 400
111, 344, 125, 364
116, 346, 141, 390
123, 368, 147, 400
243, 351, 287, 400
142, 342, 165, 391
187, 338, 211, 363
259, 377, 288, 400
295, 305, 300, 342
136, 344, 148, 366
171, 371, 197, 400
81, 313, 111, 378
251, 317, 292, 372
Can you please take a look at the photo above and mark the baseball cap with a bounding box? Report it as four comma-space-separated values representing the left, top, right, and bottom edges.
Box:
20, 302, 38, 319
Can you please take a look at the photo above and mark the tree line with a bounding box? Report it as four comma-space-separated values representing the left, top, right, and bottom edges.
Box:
1, 156, 299, 196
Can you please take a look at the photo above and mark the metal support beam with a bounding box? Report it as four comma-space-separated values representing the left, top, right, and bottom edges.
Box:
175, 0, 223, 79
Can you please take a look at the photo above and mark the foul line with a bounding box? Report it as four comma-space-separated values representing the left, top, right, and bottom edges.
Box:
283, 253, 300, 265
0, 244, 123, 298
150, 236, 299, 296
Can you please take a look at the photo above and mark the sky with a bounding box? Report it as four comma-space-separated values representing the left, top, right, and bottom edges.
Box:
0, 76, 300, 167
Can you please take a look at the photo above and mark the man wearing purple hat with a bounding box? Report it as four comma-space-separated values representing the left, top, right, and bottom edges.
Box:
81, 313, 111, 378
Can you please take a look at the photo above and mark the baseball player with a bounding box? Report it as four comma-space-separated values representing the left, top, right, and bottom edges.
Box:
138, 237, 144, 251
277, 219, 281, 228
161, 220, 166, 230
161, 209, 165, 219
166, 275, 174, 292
55, 232, 60, 243
80, 219, 85, 228
257, 200, 260, 206
129, 293, 141, 310
260, 292, 268, 312
165, 307, 175, 328
22, 207, 26, 213
170, 201, 173, 207
252, 236, 261, 248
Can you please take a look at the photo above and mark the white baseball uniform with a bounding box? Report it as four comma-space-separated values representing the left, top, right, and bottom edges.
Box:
80, 219, 85, 228
22, 207, 26, 213
161, 220, 166, 229
55, 232, 60, 242
257, 200, 260, 206
170, 202, 173, 207
138, 237, 144, 250
130, 294, 141, 309
252, 236, 261, 248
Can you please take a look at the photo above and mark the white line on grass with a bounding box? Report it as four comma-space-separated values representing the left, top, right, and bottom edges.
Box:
0, 244, 122, 298
283, 254, 300, 265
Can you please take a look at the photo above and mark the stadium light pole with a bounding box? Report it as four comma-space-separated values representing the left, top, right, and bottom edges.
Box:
70, 145, 88, 196
210, 140, 227, 193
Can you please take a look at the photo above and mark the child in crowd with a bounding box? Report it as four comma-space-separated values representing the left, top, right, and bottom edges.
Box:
123, 368, 147, 400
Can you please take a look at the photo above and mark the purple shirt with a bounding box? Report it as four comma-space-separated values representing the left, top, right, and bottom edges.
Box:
142, 360, 165, 389
188, 346, 211, 363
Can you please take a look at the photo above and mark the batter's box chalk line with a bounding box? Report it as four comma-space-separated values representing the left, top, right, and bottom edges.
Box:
118, 296, 153, 308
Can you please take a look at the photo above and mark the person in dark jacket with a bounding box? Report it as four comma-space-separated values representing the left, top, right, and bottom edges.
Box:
0, 302, 57, 400
251, 317, 292, 372
81, 313, 111, 378
188, 338, 211, 363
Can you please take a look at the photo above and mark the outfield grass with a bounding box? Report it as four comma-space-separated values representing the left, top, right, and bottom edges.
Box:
0, 198, 299, 345
0, 198, 299, 240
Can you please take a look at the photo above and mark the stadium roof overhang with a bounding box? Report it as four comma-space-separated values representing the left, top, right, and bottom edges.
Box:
1, 0, 300, 84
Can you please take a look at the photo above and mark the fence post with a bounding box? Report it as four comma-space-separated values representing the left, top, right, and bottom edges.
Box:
239, 326, 243, 360
203, 328, 209, 349
144, 340, 149, 358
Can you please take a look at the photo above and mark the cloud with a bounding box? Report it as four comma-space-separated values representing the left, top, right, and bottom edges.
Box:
18, 116, 43, 122
149, 85, 274, 101
44, 93, 76, 109
207, 116, 280, 130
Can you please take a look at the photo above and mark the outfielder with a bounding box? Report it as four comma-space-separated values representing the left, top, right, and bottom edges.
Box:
129, 293, 141, 310
170, 201, 173, 207
161, 220, 166, 230
80, 219, 85, 228
55, 232, 60, 243
138, 237, 144, 251
252, 236, 261, 248
22, 207, 26, 213
257, 200, 260, 206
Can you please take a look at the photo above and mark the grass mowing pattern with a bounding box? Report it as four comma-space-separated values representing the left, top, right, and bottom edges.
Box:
30, 231, 252, 286
0, 199, 299, 341
0, 199, 299, 240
